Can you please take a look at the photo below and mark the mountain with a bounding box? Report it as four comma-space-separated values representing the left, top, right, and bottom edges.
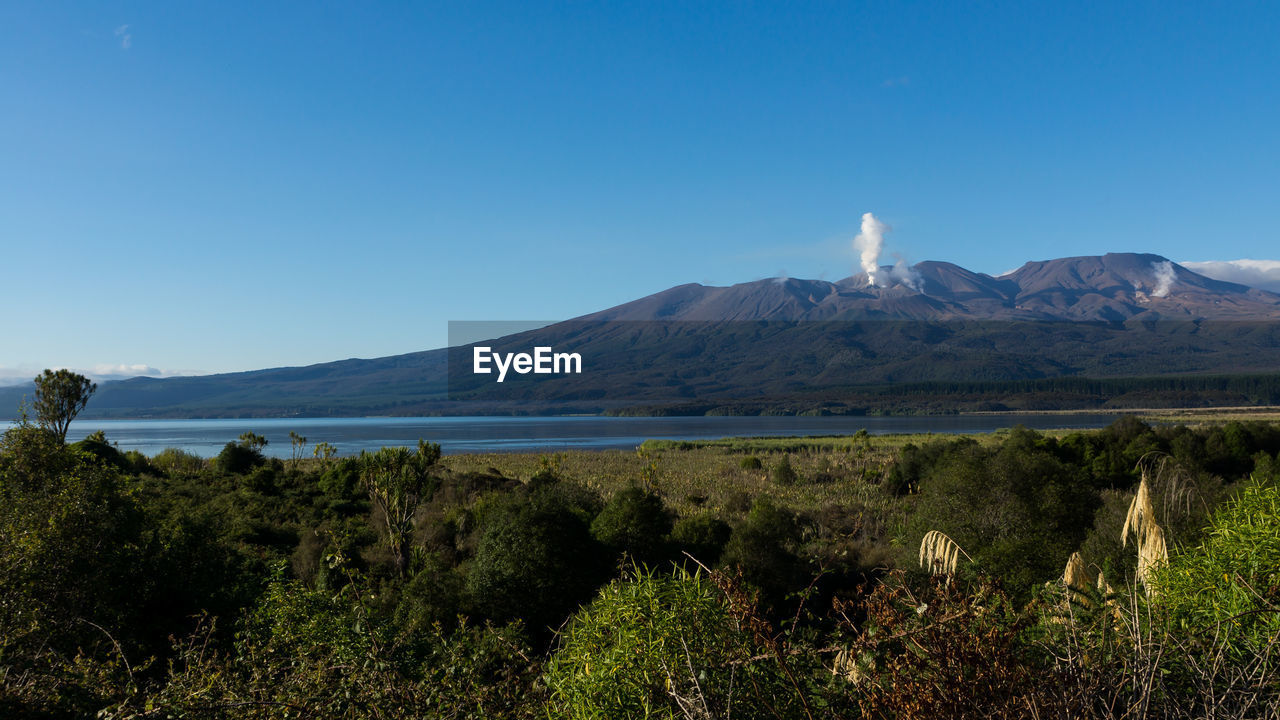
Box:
582, 253, 1280, 323
5, 253, 1280, 418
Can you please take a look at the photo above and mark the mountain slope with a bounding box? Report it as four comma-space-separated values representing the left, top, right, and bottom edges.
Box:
4, 253, 1280, 418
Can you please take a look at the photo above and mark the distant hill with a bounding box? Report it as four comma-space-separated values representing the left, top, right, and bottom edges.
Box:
5, 253, 1280, 418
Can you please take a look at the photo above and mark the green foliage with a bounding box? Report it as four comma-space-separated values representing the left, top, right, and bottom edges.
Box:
466, 485, 608, 634
1153, 475, 1280, 660
770, 453, 798, 485
359, 440, 441, 575
215, 439, 264, 474
318, 456, 362, 502
3, 421, 1277, 718
237, 431, 268, 452
103, 568, 543, 720
590, 486, 674, 565
719, 499, 805, 615
70, 430, 130, 471
313, 440, 338, 466
31, 368, 97, 442
288, 430, 307, 466
395, 553, 466, 634
670, 514, 732, 566
739, 454, 763, 469
546, 566, 771, 720
908, 427, 1098, 602
886, 437, 977, 496
0, 420, 250, 716
150, 447, 204, 475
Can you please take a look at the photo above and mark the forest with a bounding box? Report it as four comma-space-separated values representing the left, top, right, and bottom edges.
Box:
2, 381, 1279, 718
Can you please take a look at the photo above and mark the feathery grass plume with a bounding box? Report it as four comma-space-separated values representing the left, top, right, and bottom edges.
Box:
1062, 551, 1096, 607
1136, 523, 1168, 587
919, 530, 970, 577
1121, 468, 1170, 593
1121, 472, 1155, 550
1095, 569, 1114, 597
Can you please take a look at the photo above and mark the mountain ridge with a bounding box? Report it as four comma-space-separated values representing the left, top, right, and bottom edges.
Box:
5, 252, 1280, 418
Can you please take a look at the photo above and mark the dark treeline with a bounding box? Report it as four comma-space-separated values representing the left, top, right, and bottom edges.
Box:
612, 371, 1280, 416
863, 371, 1280, 398
3, 408, 1279, 717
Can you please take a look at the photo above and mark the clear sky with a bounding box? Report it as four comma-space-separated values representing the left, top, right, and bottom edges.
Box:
3, 2, 1279, 380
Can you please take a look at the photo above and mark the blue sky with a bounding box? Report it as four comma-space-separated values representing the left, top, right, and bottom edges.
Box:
3, 2, 1279, 379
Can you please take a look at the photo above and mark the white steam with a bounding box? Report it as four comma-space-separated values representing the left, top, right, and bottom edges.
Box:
853, 212, 888, 286
1151, 260, 1177, 298
890, 258, 923, 291
852, 212, 921, 291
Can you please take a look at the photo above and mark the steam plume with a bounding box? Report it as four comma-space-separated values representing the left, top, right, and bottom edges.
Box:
1151, 260, 1176, 298
890, 258, 923, 292
853, 212, 888, 286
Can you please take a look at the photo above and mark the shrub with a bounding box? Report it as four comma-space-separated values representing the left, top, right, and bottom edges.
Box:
465, 488, 609, 635
215, 440, 264, 475
150, 447, 205, 476
590, 486, 674, 565
719, 499, 805, 615
770, 454, 798, 485
739, 455, 763, 470
908, 430, 1098, 602
670, 514, 732, 567
70, 431, 130, 471
844, 571, 1077, 718
318, 457, 362, 503
546, 566, 775, 719
1154, 475, 1280, 662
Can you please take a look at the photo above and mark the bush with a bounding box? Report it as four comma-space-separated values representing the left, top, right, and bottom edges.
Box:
739, 455, 763, 470
590, 487, 674, 565
770, 454, 798, 485
546, 566, 777, 719
908, 429, 1098, 601
465, 487, 609, 635
150, 447, 205, 476
215, 440, 264, 475
1154, 476, 1280, 661
670, 514, 732, 567
845, 571, 1077, 718
318, 457, 362, 502
719, 499, 805, 615
70, 431, 130, 471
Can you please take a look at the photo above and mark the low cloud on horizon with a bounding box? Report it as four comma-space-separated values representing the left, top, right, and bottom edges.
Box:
0, 364, 192, 387
1181, 259, 1280, 293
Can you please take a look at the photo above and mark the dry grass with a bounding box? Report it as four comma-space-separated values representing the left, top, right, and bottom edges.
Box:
442, 442, 908, 524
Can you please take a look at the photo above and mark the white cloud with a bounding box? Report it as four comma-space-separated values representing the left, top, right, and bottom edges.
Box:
115, 24, 131, 49
1181, 259, 1280, 293
90, 363, 167, 378
0, 367, 39, 387
0, 363, 189, 386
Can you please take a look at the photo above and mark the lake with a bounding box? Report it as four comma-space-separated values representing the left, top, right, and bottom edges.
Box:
50, 414, 1126, 458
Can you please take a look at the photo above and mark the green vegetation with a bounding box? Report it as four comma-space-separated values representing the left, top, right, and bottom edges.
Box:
2, 378, 1278, 718
31, 368, 97, 442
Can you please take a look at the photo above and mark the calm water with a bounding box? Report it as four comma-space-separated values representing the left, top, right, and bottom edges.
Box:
47, 414, 1125, 458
